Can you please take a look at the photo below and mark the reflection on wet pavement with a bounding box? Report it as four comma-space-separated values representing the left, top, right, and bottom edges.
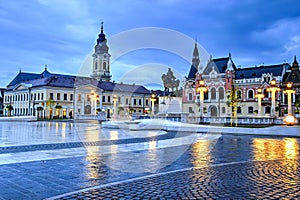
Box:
0, 121, 299, 199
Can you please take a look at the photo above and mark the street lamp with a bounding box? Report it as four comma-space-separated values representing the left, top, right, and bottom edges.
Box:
284, 82, 295, 115
255, 88, 264, 117
267, 79, 280, 116
113, 95, 118, 118
150, 93, 156, 115
196, 78, 208, 118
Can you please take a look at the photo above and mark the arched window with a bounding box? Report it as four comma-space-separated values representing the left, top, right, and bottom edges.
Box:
236, 90, 242, 100
248, 89, 254, 99
204, 92, 208, 100
219, 87, 224, 100
211, 88, 216, 100
95, 62, 97, 70
103, 62, 107, 71
248, 106, 254, 114
188, 93, 193, 101
263, 89, 269, 98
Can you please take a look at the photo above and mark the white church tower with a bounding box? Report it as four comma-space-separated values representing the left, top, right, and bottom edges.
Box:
91, 22, 111, 81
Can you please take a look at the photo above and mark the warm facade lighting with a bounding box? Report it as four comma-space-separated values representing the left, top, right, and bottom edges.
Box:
285, 114, 295, 126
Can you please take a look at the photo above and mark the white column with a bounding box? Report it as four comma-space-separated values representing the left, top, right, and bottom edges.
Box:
258, 97, 262, 117
271, 90, 276, 115
200, 91, 204, 117
100, 94, 103, 109
288, 92, 292, 115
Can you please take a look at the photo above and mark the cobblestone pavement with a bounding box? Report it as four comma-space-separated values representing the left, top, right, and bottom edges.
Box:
0, 131, 190, 154
0, 122, 299, 199
54, 159, 300, 200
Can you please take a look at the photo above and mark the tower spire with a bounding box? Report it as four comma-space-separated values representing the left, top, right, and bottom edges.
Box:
92, 22, 111, 81
292, 55, 299, 69
192, 38, 200, 70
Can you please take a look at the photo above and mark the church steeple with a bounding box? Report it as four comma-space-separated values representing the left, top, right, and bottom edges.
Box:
187, 39, 201, 79
91, 22, 111, 81
292, 55, 299, 69
192, 39, 200, 71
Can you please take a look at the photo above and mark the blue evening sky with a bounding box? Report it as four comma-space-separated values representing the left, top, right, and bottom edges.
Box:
0, 0, 300, 88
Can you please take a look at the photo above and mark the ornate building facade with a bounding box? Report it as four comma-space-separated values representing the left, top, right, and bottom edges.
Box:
3, 23, 152, 119
182, 42, 300, 120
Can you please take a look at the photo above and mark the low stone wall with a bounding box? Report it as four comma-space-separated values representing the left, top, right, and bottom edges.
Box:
0, 116, 37, 122
188, 116, 283, 125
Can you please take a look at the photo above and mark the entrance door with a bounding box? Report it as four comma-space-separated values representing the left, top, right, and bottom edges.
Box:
210, 106, 218, 117
84, 105, 91, 114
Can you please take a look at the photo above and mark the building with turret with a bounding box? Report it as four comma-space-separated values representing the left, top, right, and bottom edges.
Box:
3, 23, 152, 119
182, 42, 300, 123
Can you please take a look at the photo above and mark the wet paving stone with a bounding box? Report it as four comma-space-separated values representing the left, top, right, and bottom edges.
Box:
0, 126, 300, 199
56, 159, 300, 199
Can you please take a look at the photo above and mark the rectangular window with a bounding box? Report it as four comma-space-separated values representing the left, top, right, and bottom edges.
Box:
57, 93, 60, 100
125, 98, 129, 105
78, 94, 81, 101
70, 94, 73, 101
87, 95, 90, 102
102, 95, 105, 102
248, 107, 254, 114
145, 99, 149, 106
108, 96, 111, 102
118, 97, 121, 103
64, 93, 68, 101
134, 98, 137, 105
50, 93, 54, 100
237, 107, 242, 114
41, 93, 44, 100
222, 107, 226, 114
139, 99, 142, 105
38, 93, 40, 100
34, 93, 36, 100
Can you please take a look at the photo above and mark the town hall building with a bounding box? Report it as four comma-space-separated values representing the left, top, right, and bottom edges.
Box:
182, 41, 300, 122
3, 23, 152, 119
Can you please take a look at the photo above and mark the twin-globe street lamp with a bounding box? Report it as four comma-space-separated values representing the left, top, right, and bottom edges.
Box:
150, 93, 156, 115
196, 78, 208, 118
284, 82, 296, 125
267, 79, 280, 116
255, 88, 264, 117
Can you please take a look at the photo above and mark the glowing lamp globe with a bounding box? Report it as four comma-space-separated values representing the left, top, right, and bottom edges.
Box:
285, 115, 295, 126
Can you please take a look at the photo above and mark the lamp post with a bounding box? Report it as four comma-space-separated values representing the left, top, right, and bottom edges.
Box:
284, 82, 295, 115
150, 93, 156, 115
113, 95, 117, 118
95, 94, 99, 114
196, 78, 208, 118
267, 79, 280, 116
255, 88, 264, 117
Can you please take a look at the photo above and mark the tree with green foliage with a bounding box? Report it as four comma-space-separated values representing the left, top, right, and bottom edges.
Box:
55, 104, 62, 118
226, 85, 241, 127
6, 105, 13, 117
46, 99, 54, 119
36, 106, 44, 119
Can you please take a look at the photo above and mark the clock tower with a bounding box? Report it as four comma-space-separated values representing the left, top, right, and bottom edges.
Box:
91, 22, 111, 81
